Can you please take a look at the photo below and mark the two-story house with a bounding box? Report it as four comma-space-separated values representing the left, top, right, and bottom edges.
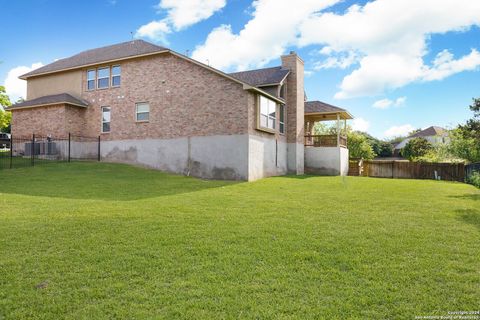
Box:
7, 40, 352, 180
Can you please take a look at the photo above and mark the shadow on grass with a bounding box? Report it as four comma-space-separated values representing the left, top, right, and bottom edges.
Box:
456, 209, 480, 230
449, 194, 480, 201
1, 162, 239, 201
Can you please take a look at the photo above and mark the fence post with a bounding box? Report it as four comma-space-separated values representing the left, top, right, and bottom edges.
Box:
31, 134, 35, 167
68, 132, 71, 163
9, 134, 13, 169
97, 135, 101, 162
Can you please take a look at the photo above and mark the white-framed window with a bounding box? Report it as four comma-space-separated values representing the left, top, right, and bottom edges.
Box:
112, 65, 121, 87
279, 104, 285, 134
259, 95, 276, 131
97, 67, 110, 89
87, 69, 96, 90
101, 107, 111, 133
135, 102, 149, 122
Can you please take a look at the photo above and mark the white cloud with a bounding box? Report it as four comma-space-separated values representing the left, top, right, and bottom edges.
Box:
373, 96, 406, 109
351, 117, 370, 132
192, 0, 340, 71
384, 124, 415, 137
3, 63, 43, 101
314, 50, 357, 70
298, 0, 480, 99
395, 96, 407, 106
136, 0, 226, 42
136, 20, 171, 44
423, 49, 480, 81
159, 0, 226, 30
373, 98, 392, 109
191, 0, 480, 94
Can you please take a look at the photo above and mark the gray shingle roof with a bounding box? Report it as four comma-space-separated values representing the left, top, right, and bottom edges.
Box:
410, 126, 446, 138
305, 101, 347, 114
21, 40, 168, 79
229, 66, 290, 86
7, 93, 89, 110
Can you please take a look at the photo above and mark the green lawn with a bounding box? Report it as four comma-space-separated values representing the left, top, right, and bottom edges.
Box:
0, 162, 479, 319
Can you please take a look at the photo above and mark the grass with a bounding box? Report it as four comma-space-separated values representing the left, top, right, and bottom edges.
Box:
0, 162, 479, 319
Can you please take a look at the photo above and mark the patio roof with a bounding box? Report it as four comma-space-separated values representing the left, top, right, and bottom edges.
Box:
304, 101, 353, 121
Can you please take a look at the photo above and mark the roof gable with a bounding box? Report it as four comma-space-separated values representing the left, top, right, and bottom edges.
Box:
229, 66, 289, 87
410, 126, 446, 138
21, 40, 167, 79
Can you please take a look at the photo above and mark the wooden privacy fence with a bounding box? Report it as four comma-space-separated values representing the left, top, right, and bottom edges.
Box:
350, 160, 465, 182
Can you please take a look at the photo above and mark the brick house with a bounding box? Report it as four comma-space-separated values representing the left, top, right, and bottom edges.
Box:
7, 40, 352, 180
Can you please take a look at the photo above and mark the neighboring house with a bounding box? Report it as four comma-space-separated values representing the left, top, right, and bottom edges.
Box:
6, 40, 352, 180
394, 126, 449, 156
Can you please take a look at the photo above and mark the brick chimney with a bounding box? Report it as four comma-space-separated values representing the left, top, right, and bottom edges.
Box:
281, 51, 304, 175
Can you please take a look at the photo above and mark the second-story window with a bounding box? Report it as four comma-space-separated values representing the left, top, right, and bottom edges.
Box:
87, 70, 96, 90
97, 67, 110, 89
259, 95, 276, 131
112, 65, 121, 87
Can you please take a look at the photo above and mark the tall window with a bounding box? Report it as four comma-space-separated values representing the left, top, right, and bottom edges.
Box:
101, 107, 111, 133
112, 65, 121, 87
136, 103, 149, 121
87, 70, 96, 90
259, 96, 276, 131
279, 104, 285, 134
97, 67, 110, 89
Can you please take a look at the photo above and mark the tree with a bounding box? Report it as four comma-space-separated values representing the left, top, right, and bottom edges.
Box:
401, 137, 433, 160
447, 128, 480, 163
348, 131, 376, 160
448, 98, 480, 163
0, 86, 12, 133
362, 133, 393, 157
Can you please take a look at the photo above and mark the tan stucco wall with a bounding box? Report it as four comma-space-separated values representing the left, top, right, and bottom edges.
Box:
26, 70, 83, 100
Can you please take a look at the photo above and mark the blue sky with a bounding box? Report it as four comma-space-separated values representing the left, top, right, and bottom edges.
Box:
1, 0, 479, 139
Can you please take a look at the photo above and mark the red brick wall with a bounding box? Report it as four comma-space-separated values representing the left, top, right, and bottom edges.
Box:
79, 53, 250, 140
11, 104, 87, 138
13, 52, 290, 143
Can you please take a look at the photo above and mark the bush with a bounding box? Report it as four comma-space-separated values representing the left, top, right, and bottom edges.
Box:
467, 171, 480, 188
348, 131, 376, 160
401, 137, 433, 161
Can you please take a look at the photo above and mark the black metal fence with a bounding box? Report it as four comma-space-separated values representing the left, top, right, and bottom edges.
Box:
0, 133, 100, 170
465, 162, 480, 182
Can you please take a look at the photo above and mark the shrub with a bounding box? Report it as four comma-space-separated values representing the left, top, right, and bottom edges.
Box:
348, 131, 376, 160
401, 137, 434, 161
467, 171, 480, 188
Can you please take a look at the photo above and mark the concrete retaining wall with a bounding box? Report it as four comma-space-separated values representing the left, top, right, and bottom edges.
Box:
100, 134, 249, 180
248, 135, 287, 181
99, 134, 290, 181
305, 146, 349, 176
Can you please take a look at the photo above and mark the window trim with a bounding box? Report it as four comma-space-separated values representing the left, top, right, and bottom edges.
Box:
135, 102, 150, 123
87, 69, 96, 91
111, 65, 121, 87
257, 95, 277, 134
101, 106, 111, 133
97, 67, 110, 90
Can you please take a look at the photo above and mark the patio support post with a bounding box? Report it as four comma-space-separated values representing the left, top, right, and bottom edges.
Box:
336, 113, 340, 147
344, 119, 347, 146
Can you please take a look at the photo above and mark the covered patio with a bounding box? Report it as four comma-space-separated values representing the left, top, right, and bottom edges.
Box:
303, 101, 354, 176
